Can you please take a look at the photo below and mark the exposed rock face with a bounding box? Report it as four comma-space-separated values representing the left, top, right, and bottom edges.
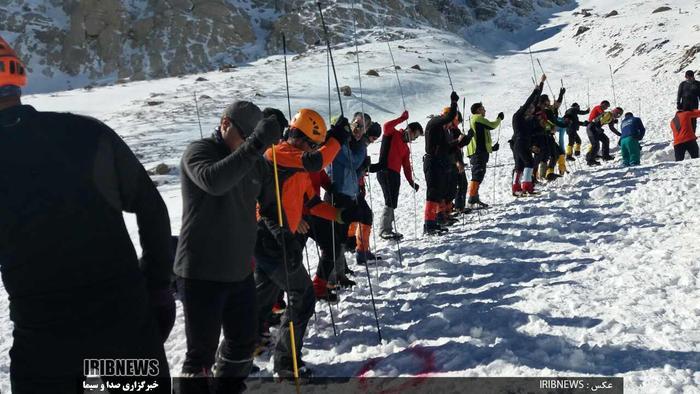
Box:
0, 0, 573, 91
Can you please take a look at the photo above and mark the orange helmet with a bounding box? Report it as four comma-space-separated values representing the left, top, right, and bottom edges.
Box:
0, 36, 26, 88
289, 109, 327, 144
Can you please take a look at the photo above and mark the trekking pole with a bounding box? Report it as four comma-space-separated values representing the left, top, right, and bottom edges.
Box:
282, 34, 293, 119
270, 143, 300, 381
350, 2, 385, 276
304, 246, 318, 326
193, 91, 204, 139
528, 46, 537, 83
587, 79, 591, 109
609, 64, 617, 107
386, 34, 418, 240
444, 58, 455, 92
536, 59, 556, 98
493, 123, 502, 204
462, 98, 467, 226
320, 0, 382, 344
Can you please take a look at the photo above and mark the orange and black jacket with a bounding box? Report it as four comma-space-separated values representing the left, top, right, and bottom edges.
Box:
255, 137, 341, 261
671, 110, 700, 146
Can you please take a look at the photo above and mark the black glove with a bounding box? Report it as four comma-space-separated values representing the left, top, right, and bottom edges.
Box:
497, 112, 505, 120
492, 142, 500, 152
250, 116, 283, 151
559, 87, 566, 96
677, 103, 683, 111
328, 115, 351, 144
450, 91, 459, 103
262, 107, 288, 132
411, 182, 420, 192
149, 287, 176, 343
582, 120, 590, 126
362, 156, 372, 171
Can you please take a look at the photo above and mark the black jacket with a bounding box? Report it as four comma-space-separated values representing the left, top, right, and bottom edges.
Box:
564, 107, 590, 132
677, 80, 700, 110
424, 101, 458, 156
512, 83, 544, 147
0, 105, 173, 328
174, 129, 268, 282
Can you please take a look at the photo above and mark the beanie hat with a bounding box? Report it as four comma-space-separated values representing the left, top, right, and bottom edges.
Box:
222, 101, 262, 138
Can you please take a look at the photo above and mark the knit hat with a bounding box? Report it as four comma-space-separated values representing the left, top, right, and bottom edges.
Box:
222, 101, 262, 138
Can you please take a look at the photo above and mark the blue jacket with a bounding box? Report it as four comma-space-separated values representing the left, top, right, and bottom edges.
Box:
620, 114, 646, 140
328, 140, 366, 198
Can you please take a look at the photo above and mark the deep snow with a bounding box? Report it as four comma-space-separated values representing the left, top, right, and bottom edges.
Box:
1, 0, 700, 393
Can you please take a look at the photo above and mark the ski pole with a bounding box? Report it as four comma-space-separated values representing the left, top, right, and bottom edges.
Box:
309, 225, 337, 337
536, 59, 556, 99
193, 90, 204, 139
304, 245, 318, 326
444, 58, 455, 92
348, 0, 382, 344
317, 2, 344, 117
528, 46, 537, 84
587, 79, 590, 109
386, 35, 418, 239
493, 123, 501, 204
609, 64, 617, 107
282, 34, 292, 119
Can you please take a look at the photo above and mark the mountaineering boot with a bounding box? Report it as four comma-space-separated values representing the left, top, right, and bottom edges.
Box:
274, 363, 314, 381
380, 230, 403, 240
337, 276, 357, 288
586, 159, 601, 166
468, 195, 489, 209
574, 143, 581, 156
313, 276, 339, 303
601, 154, 615, 161
356, 250, 380, 266
424, 221, 448, 235
565, 145, 575, 160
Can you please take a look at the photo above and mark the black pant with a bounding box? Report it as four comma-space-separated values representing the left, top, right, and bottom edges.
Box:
546, 135, 562, 168
455, 171, 468, 209
424, 154, 449, 202
567, 128, 582, 147
178, 275, 257, 381
254, 255, 315, 372
377, 169, 401, 209
307, 214, 342, 281
469, 153, 489, 182
513, 140, 534, 172
586, 124, 610, 161
674, 140, 700, 161
445, 162, 459, 202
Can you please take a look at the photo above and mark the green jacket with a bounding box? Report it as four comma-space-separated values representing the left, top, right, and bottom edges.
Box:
467, 114, 501, 156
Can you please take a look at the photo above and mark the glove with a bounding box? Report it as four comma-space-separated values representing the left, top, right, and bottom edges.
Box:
559, 87, 566, 96
262, 107, 288, 132
450, 91, 459, 103
328, 115, 351, 144
582, 120, 590, 126
250, 116, 282, 151
149, 287, 176, 343
497, 112, 505, 120
492, 142, 500, 152
677, 103, 683, 111
400, 110, 409, 120
362, 156, 372, 171
411, 182, 420, 192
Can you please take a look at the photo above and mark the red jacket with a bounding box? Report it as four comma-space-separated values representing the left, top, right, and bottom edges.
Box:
381, 113, 415, 184
671, 110, 700, 146
588, 105, 604, 123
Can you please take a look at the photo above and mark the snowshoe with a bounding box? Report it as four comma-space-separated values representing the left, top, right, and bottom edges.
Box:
468, 199, 489, 210
424, 222, 448, 235
545, 173, 561, 181
601, 155, 615, 161
337, 276, 357, 288
379, 230, 404, 240
356, 250, 379, 265
274, 364, 314, 382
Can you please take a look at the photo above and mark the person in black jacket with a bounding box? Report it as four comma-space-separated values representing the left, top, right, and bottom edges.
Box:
423, 91, 461, 235
677, 70, 700, 131
174, 101, 282, 392
511, 75, 546, 195
563, 103, 590, 160
0, 39, 174, 394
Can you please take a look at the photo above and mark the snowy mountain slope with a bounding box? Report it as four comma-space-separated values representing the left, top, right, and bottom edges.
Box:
1, 0, 700, 392
0, 0, 574, 94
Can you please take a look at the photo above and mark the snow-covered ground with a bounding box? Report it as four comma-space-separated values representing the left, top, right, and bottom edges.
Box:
2, 0, 699, 392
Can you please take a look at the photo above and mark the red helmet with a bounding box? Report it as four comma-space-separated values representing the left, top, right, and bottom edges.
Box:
0, 36, 27, 88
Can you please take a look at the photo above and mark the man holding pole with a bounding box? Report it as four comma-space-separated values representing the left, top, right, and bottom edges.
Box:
254, 109, 356, 378
466, 102, 504, 208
